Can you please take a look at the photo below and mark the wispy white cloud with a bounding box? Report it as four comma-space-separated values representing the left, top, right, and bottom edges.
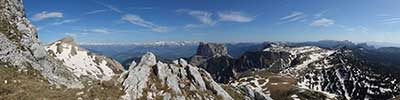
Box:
52, 19, 79, 25
121, 14, 168, 32
287, 15, 307, 22
82, 28, 110, 34
177, 9, 254, 30
183, 24, 208, 29
310, 18, 335, 27
217, 11, 254, 22
93, 1, 123, 13
381, 17, 400, 24
85, 9, 109, 15
278, 11, 307, 24
76, 28, 140, 34
91, 1, 168, 32
280, 11, 304, 20
36, 19, 78, 30
32, 11, 63, 21
176, 9, 215, 25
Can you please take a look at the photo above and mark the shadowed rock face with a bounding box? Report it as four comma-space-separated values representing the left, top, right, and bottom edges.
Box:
196, 42, 229, 57
190, 42, 236, 83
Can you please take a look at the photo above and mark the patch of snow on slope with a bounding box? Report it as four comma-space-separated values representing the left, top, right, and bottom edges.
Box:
263, 46, 321, 55
231, 76, 271, 97
295, 50, 336, 70
46, 41, 115, 80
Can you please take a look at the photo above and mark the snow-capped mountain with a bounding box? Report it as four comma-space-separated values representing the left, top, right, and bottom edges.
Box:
258, 43, 400, 99
295, 49, 400, 99
45, 36, 124, 80
190, 42, 400, 100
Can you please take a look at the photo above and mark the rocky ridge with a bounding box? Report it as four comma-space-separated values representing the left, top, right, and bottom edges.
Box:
119, 52, 234, 100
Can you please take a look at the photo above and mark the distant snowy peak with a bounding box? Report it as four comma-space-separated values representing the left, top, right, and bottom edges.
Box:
262, 44, 336, 71
45, 36, 124, 80
263, 45, 323, 55
79, 41, 199, 46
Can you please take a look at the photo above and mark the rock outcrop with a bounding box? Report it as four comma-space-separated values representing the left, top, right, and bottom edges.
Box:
190, 42, 230, 66
120, 52, 233, 100
189, 42, 236, 83
46, 36, 125, 81
0, 0, 82, 88
196, 42, 229, 57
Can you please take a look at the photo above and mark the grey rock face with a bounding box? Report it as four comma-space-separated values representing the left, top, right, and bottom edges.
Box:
190, 42, 236, 83
196, 42, 229, 57
121, 52, 155, 99
0, 0, 83, 88
120, 52, 233, 100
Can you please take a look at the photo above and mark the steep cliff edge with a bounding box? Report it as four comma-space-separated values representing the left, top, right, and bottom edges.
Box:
0, 0, 82, 88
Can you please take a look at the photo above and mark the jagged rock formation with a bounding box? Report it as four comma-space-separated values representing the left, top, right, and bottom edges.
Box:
0, 0, 83, 88
189, 42, 236, 83
190, 42, 230, 66
119, 52, 234, 100
45, 36, 125, 81
196, 42, 229, 57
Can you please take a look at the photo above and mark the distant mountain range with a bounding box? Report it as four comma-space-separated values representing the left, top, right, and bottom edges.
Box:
80, 40, 400, 69
365, 41, 400, 48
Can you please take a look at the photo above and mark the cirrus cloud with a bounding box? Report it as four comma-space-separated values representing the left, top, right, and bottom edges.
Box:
218, 11, 254, 22
122, 14, 168, 32
310, 18, 335, 27
32, 11, 63, 21
52, 19, 79, 25
176, 9, 215, 25
278, 11, 307, 24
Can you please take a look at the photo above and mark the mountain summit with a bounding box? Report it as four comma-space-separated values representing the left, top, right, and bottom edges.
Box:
196, 42, 229, 57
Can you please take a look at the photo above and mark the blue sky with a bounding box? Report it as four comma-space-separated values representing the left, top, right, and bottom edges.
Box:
23, 0, 400, 44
